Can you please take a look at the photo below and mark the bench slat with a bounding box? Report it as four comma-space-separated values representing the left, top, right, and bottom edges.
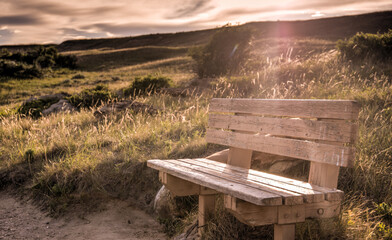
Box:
177, 159, 324, 203
206, 129, 354, 167
208, 114, 356, 143
209, 98, 359, 120
148, 159, 283, 206
186, 158, 343, 201
174, 159, 304, 205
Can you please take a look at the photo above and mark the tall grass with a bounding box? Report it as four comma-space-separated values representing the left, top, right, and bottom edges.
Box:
1, 37, 392, 239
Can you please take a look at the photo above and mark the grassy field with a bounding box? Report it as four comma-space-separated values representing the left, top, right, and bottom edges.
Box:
1, 20, 392, 239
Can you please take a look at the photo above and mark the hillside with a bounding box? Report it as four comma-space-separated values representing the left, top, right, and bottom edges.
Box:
58, 11, 392, 51
1, 11, 390, 52
1, 10, 392, 240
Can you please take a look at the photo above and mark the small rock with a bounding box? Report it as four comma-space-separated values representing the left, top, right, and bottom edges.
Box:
42, 99, 76, 116
153, 186, 176, 219
23, 93, 69, 105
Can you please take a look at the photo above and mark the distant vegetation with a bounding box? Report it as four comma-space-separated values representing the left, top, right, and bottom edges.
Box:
0, 46, 76, 79
189, 26, 253, 77
123, 75, 173, 97
68, 85, 115, 109
337, 30, 392, 63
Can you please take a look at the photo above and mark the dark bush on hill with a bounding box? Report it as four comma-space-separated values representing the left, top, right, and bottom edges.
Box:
56, 54, 77, 69
0, 59, 43, 79
0, 46, 77, 79
123, 75, 173, 97
337, 30, 392, 63
189, 25, 253, 77
68, 85, 115, 109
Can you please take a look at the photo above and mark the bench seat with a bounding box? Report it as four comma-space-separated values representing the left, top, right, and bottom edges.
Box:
147, 158, 344, 207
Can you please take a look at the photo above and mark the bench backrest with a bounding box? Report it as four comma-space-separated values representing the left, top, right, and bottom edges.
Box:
206, 98, 360, 188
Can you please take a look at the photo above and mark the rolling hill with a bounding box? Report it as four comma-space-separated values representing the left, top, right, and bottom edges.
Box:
1, 11, 391, 52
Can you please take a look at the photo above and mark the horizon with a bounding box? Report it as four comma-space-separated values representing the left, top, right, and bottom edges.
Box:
1, 0, 392, 46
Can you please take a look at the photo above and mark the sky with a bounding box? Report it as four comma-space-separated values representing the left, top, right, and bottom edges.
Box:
0, 0, 391, 45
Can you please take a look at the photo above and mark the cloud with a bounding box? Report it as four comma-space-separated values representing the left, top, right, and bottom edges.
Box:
6, 0, 121, 17
60, 28, 108, 39
85, 22, 206, 36
166, 0, 214, 19
0, 14, 43, 26
0, 28, 14, 44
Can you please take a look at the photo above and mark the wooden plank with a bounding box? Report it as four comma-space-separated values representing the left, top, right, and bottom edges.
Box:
274, 224, 295, 240
225, 196, 341, 226
278, 205, 305, 224
160, 172, 218, 196
305, 200, 341, 219
208, 114, 356, 143
174, 159, 304, 205
308, 162, 340, 190
308, 121, 346, 189
209, 98, 360, 120
206, 129, 354, 167
147, 160, 283, 206
225, 195, 279, 226
160, 172, 200, 196
227, 147, 253, 169
198, 194, 216, 235
190, 158, 343, 201
179, 159, 324, 203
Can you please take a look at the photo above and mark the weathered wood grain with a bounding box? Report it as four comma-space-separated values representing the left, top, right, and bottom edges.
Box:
209, 98, 360, 120
206, 128, 354, 167
178, 159, 324, 203
148, 159, 283, 206
175, 159, 304, 205
208, 114, 356, 143
190, 158, 343, 201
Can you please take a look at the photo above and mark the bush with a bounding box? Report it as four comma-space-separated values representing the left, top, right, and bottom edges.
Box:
56, 54, 77, 69
0, 59, 43, 79
337, 30, 392, 63
68, 85, 115, 109
17, 97, 60, 118
189, 25, 253, 77
123, 75, 173, 97
0, 46, 77, 79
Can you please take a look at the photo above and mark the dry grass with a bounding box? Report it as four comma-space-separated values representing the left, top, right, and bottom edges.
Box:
1, 37, 392, 239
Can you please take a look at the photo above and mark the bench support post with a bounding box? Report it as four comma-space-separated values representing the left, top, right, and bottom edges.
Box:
198, 194, 216, 235
274, 224, 295, 240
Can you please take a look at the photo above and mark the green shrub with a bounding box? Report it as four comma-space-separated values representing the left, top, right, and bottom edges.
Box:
189, 25, 253, 77
337, 30, 392, 63
123, 75, 173, 97
0, 46, 77, 79
376, 202, 392, 225
377, 223, 392, 240
56, 54, 77, 69
0, 59, 43, 79
68, 85, 115, 109
17, 97, 60, 118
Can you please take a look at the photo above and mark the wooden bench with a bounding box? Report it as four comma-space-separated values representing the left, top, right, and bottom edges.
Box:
148, 98, 359, 239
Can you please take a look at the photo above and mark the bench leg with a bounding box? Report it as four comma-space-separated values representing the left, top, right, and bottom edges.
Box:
198, 194, 215, 235
274, 224, 295, 240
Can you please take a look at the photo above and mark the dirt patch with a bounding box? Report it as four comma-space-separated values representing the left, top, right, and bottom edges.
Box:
0, 191, 166, 240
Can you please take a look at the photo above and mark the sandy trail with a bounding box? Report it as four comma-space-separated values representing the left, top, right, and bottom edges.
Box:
0, 191, 166, 240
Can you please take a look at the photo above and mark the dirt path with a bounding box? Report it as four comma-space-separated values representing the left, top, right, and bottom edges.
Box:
0, 191, 166, 240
